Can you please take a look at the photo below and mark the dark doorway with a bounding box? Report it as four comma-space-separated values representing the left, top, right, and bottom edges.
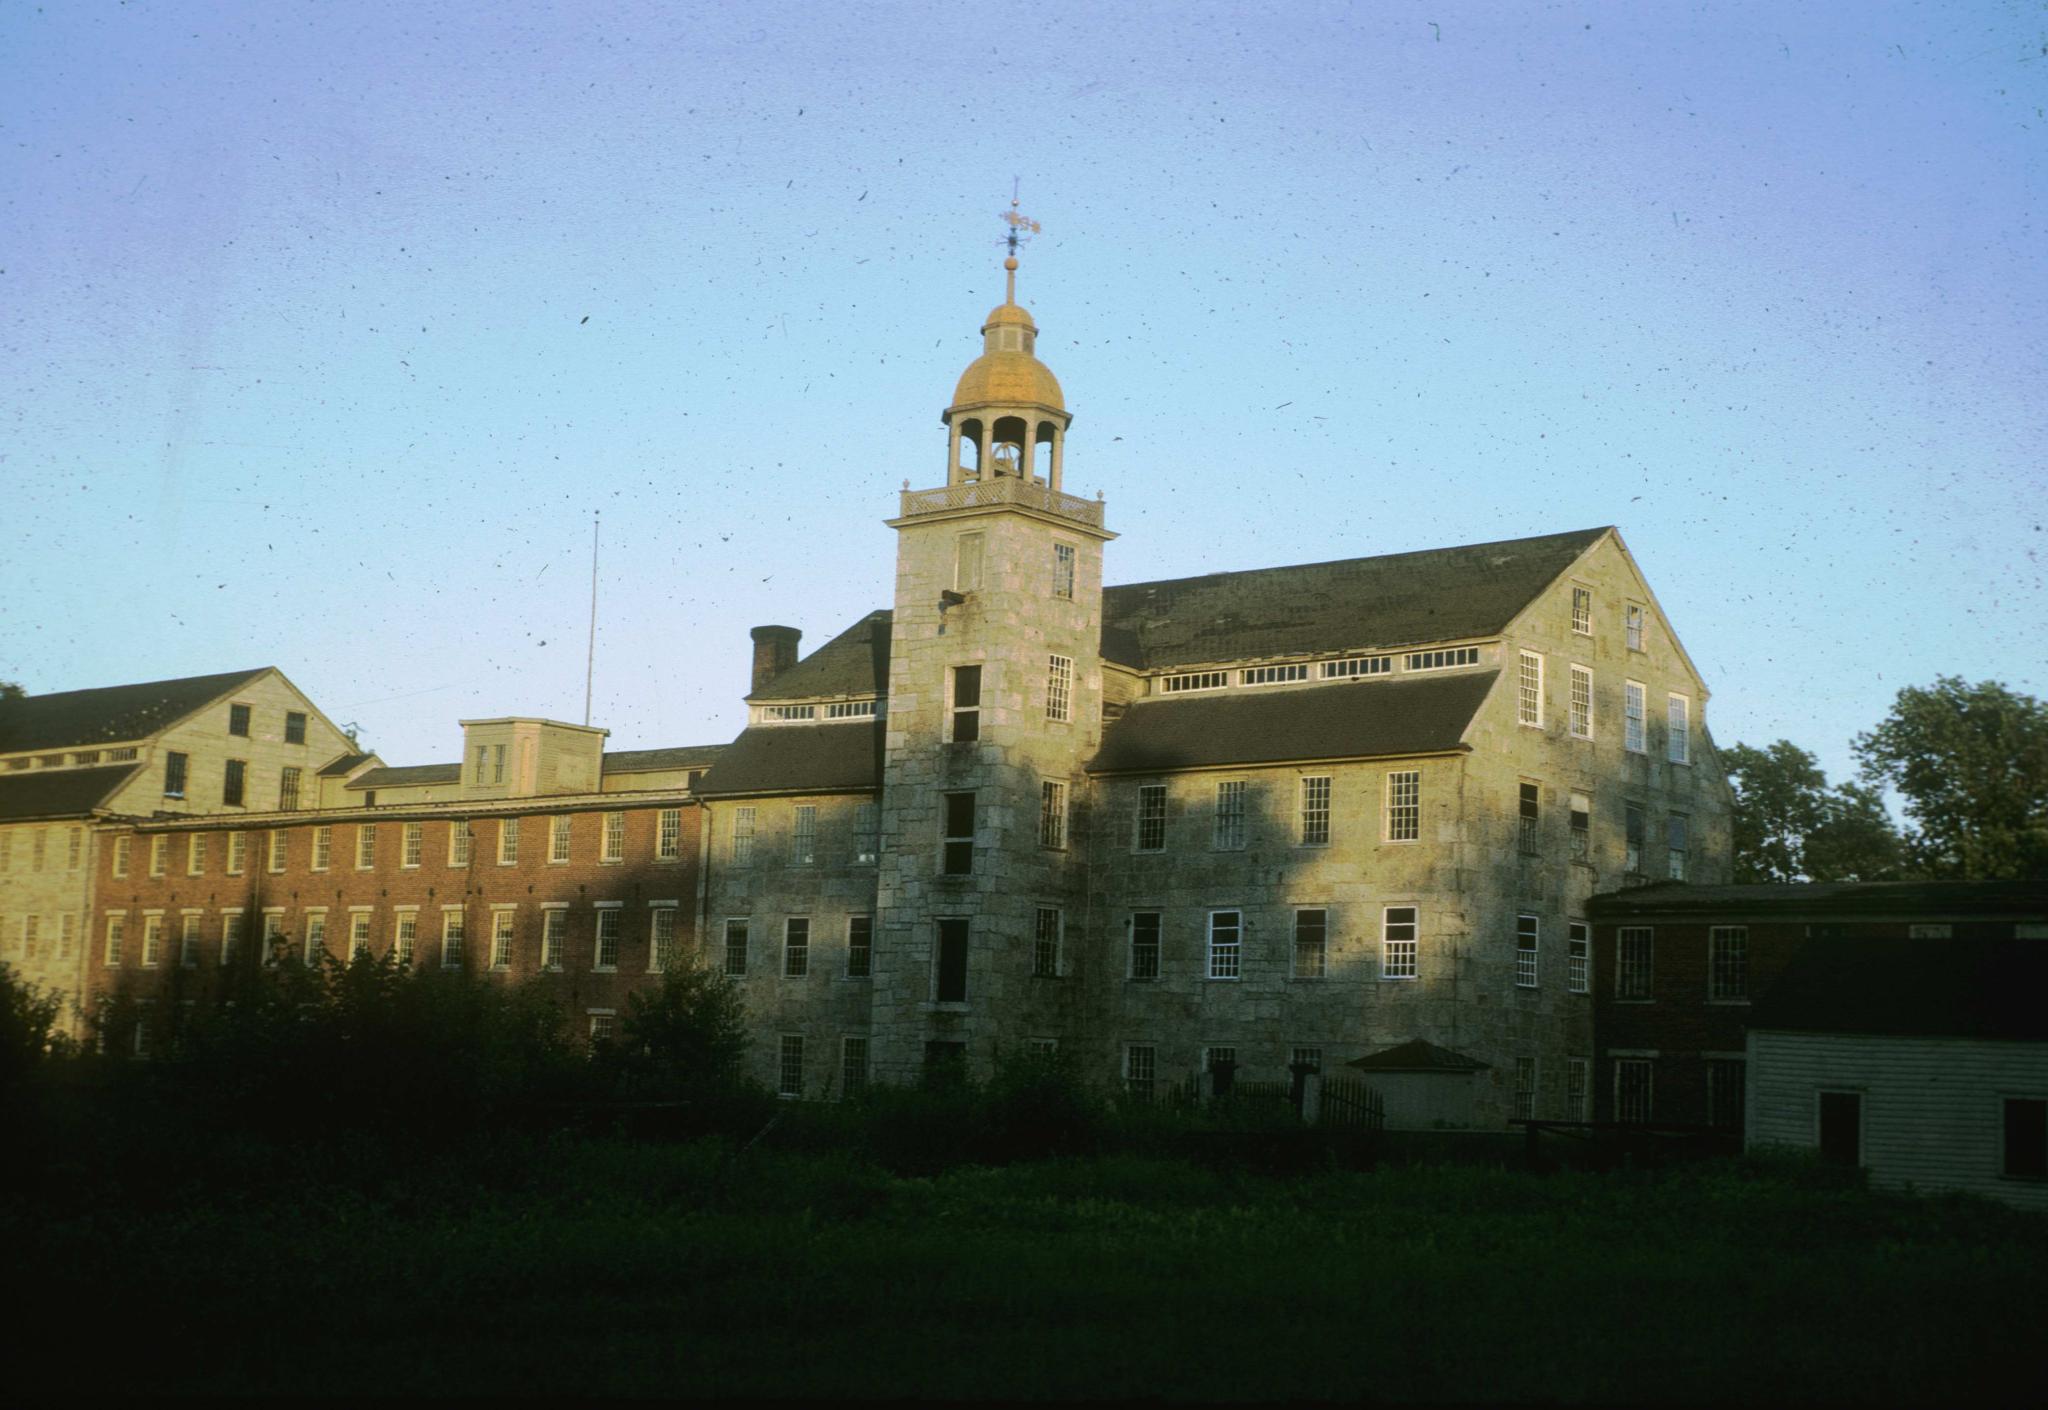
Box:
935, 918, 969, 1002
1818, 1091, 1862, 1166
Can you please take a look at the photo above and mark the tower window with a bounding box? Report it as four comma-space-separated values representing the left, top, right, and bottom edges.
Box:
1052, 543, 1076, 599
951, 665, 982, 743
1045, 654, 1073, 723
941, 792, 975, 875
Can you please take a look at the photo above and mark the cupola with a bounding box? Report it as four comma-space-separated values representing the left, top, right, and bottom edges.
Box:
941, 214, 1072, 491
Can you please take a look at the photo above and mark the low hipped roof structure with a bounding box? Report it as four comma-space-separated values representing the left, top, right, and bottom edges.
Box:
695, 721, 885, 798
1751, 935, 2048, 1042
0, 763, 144, 822
1347, 1038, 1491, 1073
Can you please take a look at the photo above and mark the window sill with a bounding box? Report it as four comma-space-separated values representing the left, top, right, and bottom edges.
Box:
599, 858, 625, 867
592, 966, 618, 975
1706, 998, 1751, 1007
1380, 975, 1419, 983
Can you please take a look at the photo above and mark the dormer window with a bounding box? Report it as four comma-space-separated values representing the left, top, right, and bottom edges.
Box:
763, 705, 817, 723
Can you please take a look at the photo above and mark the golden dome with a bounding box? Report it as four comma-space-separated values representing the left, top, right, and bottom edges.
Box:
951, 345, 1066, 411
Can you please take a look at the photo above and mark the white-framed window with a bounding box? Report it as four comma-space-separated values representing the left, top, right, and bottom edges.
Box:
1571, 585, 1592, 636
649, 906, 678, 974
1045, 654, 1073, 723
227, 831, 246, 874
841, 1036, 870, 1097
390, 911, 413, 964
825, 700, 877, 720
1625, 603, 1646, 652
1709, 926, 1747, 1001
309, 825, 330, 871
1382, 905, 1418, 979
1517, 651, 1544, 727
1134, 784, 1167, 852
1321, 655, 1391, 679
1299, 775, 1331, 846
789, 805, 817, 865
279, 765, 302, 811
304, 911, 327, 965
498, 818, 521, 866
950, 664, 982, 742
594, 906, 622, 971
391, 821, 415, 869
730, 807, 756, 865
761, 704, 815, 723
148, 835, 167, 877
141, 914, 164, 968
656, 808, 682, 860
1615, 1058, 1653, 1123
1624, 681, 1647, 753
1124, 1044, 1157, 1102
1405, 646, 1481, 672
845, 915, 873, 978
588, 1010, 617, 1045
1567, 1057, 1590, 1120
178, 913, 201, 968
1667, 693, 1691, 765
355, 825, 376, 871
265, 829, 287, 874
1518, 782, 1540, 855
1292, 908, 1327, 979
1667, 814, 1689, 880
1516, 914, 1539, 988
1052, 541, 1076, 599
601, 812, 625, 863
1129, 911, 1161, 980
852, 802, 879, 864
1569, 792, 1590, 861
550, 814, 573, 863
540, 908, 567, 970
1033, 906, 1062, 978
1040, 780, 1068, 849
221, 911, 245, 965
1568, 921, 1589, 994
492, 744, 506, 784
1624, 802, 1646, 876
954, 531, 985, 592
723, 918, 749, 977
777, 1034, 805, 1099
941, 791, 975, 875
112, 835, 130, 878
1386, 771, 1420, 842
1213, 780, 1247, 851
185, 834, 205, 876
448, 820, 472, 867
440, 910, 465, 968
1241, 663, 1309, 686
103, 914, 126, 967
1617, 927, 1653, 1000
1569, 666, 1593, 739
1207, 910, 1242, 980
783, 917, 809, 977
491, 909, 516, 970
1160, 670, 1227, 694
1514, 1057, 1538, 1121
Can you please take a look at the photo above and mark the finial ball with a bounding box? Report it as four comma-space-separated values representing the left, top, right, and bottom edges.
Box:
1004, 256, 1018, 271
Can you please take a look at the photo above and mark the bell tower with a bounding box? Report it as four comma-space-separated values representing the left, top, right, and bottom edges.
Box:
869, 204, 1114, 1084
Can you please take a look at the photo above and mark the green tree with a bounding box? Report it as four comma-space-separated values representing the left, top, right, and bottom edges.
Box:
0, 680, 25, 702
1854, 677, 2048, 880
1725, 741, 1904, 882
617, 961, 750, 1086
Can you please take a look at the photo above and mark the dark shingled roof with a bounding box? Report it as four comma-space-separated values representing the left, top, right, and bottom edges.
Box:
695, 721, 884, 798
348, 762, 462, 790
317, 752, 373, 778
1088, 670, 1494, 774
1348, 1038, 1492, 1073
603, 744, 727, 774
1100, 528, 1609, 670
750, 612, 893, 702
0, 763, 143, 822
0, 668, 269, 753
1751, 936, 2048, 1042
1588, 880, 2048, 922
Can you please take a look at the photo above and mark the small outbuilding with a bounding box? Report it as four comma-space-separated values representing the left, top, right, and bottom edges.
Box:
1348, 1038, 1491, 1130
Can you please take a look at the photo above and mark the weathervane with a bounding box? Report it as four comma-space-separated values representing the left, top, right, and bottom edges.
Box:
999, 178, 1040, 302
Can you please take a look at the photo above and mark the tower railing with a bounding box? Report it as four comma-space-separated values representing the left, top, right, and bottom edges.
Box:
898, 475, 1103, 528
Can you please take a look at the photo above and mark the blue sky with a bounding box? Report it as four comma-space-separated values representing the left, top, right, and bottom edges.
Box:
3, 1, 2042, 786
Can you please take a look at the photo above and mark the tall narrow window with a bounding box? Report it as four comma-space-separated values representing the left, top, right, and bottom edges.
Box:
1386, 771, 1420, 842
141, 915, 164, 968
1569, 792, 1590, 861
541, 910, 566, 970
266, 830, 286, 873
723, 918, 749, 977
950, 665, 982, 743
1571, 586, 1592, 635
284, 710, 307, 745
954, 532, 984, 592
594, 909, 621, 971
491, 744, 506, 785
164, 751, 188, 798
1624, 681, 1646, 753
68, 827, 82, 870
227, 831, 247, 874
1569, 666, 1593, 739
1292, 908, 1327, 979
1567, 1058, 1590, 1120
1517, 652, 1544, 727
1033, 907, 1062, 978
179, 914, 200, 968
491, 911, 515, 970
1516, 914, 1539, 988
401, 822, 422, 868
228, 703, 252, 737
1044, 654, 1073, 723
1625, 603, 1646, 651
449, 821, 472, 866
1568, 922, 1589, 993
790, 806, 817, 865
441, 911, 465, 968
279, 767, 302, 810
1134, 784, 1166, 852
1129, 912, 1161, 980
1518, 783, 1540, 855
1514, 1058, 1538, 1120
1052, 541, 1077, 599
845, 916, 872, 979
1709, 925, 1747, 1000
1382, 906, 1418, 979
1299, 776, 1331, 846
941, 792, 975, 875
105, 915, 126, 966
783, 917, 810, 977
223, 912, 246, 965
934, 918, 970, 1002
778, 1036, 805, 1099
1616, 1059, 1653, 1123
1125, 1045, 1156, 1102
1207, 910, 1242, 980
729, 807, 757, 865
550, 815, 573, 862
112, 835, 129, 878
1667, 694, 1691, 764
149, 836, 167, 877
222, 759, 246, 807
1667, 814, 1689, 880
852, 801, 879, 864
1039, 780, 1068, 849
656, 808, 682, 860
1617, 927, 1653, 999
355, 825, 376, 871
1213, 780, 1246, 851
602, 812, 625, 863
390, 913, 412, 964
1624, 803, 1646, 877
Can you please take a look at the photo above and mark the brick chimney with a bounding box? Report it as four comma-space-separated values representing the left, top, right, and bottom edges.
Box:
750, 625, 802, 695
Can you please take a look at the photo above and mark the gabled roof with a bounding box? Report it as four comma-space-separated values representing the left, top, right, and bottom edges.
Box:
317, 752, 375, 778
1588, 880, 2048, 922
750, 612, 893, 703
1347, 1038, 1491, 1073
0, 763, 144, 822
348, 762, 462, 790
694, 720, 884, 798
603, 744, 727, 774
0, 668, 270, 753
1751, 936, 2048, 1042
1088, 671, 1493, 774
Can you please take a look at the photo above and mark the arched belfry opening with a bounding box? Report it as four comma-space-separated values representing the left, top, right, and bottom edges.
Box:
940, 253, 1072, 491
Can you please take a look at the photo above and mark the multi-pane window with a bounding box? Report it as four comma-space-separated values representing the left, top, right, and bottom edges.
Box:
1709, 926, 1748, 1000
1382, 906, 1418, 979
221, 913, 245, 965
284, 710, 307, 745
279, 766, 302, 810
1569, 666, 1593, 739
266, 830, 286, 873
1386, 771, 1420, 842
1707, 1059, 1746, 1131
1617, 927, 1653, 999
391, 913, 413, 964
1160, 670, 1228, 694
402, 822, 422, 868
492, 745, 506, 785
1125, 1044, 1156, 1102
164, 751, 188, 798
1039, 780, 1068, 849
950, 664, 982, 743
148, 836, 167, 877
474, 745, 489, 784
656, 808, 682, 860
783, 918, 810, 977
594, 909, 622, 970
1213, 780, 1247, 851
1134, 784, 1167, 852
1292, 908, 1327, 979
602, 812, 625, 863
1322, 655, 1392, 679
1033, 907, 1062, 978
499, 818, 523, 866
227, 831, 247, 874
1517, 651, 1544, 726
1569, 792, 1590, 861
305, 913, 327, 964
1405, 647, 1481, 672
1299, 775, 1331, 846
1667, 814, 1689, 881
228, 703, 252, 737
941, 792, 975, 875
223, 759, 246, 807
790, 806, 817, 865
112, 835, 129, 878
845, 916, 872, 979
589, 1012, 617, 1045
1207, 910, 1242, 980
1567, 1058, 1590, 1120
19, 916, 38, 961
67, 827, 82, 870
105, 916, 126, 966
491, 912, 515, 970
1624, 681, 1647, 753
1518, 783, 1540, 855
32, 831, 47, 873
1568, 922, 1590, 993
355, 825, 376, 870
179, 914, 200, 968
1571, 586, 1592, 635
441, 912, 465, 968
723, 919, 749, 976
852, 802, 878, 864
1667, 694, 1691, 765
141, 915, 164, 968
778, 1036, 805, 1099
1515, 914, 1539, 988
1625, 603, 1646, 651
1240, 663, 1309, 686
842, 1036, 870, 1096
311, 826, 330, 870
1514, 1058, 1538, 1120
1052, 541, 1076, 599
59, 914, 77, 960
730, 807, 756, 865
550, 815, 573, 863
258, 911, 286, 964
1129, 912, 1161, 980
541, 910, 566, 970
1624, 803, 1646, 877
1045, 654, 1073, 723
650, 907, 677, 973
1616, 1058, 1653, 1123
954, 532, 984, 592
